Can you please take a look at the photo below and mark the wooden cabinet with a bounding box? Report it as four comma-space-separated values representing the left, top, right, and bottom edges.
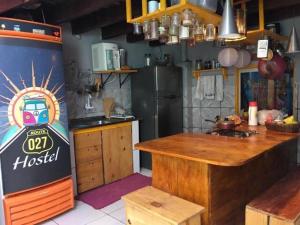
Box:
74, 130, 104, 193
102, 124, 133, 183
74, 122, 133, 193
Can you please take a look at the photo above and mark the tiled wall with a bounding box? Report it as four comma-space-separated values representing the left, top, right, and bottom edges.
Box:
182, 63, 235, 133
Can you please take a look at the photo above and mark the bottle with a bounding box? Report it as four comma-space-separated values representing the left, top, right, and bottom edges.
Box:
145, 54, 151, 67
248, 101, 258, 126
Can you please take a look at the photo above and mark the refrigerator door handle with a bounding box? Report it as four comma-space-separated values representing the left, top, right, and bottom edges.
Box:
154, 104, 159, 138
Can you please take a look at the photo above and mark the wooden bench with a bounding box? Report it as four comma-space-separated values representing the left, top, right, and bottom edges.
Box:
246, 168, 300, 225
122, 186, 205, 225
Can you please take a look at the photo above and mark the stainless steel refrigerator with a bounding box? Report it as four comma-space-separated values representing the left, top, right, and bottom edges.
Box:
131, 66, 183, 169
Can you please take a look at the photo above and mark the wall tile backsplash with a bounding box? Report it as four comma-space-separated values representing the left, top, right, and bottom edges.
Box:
182, 62, 236, 133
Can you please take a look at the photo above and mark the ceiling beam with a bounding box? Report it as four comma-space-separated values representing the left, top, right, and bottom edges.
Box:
0, 0, 36, 14
47, 0, 124, 24
70, 0, 141, 35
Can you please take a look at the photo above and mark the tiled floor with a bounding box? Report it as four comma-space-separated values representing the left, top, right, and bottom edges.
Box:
41, 168, 152, 225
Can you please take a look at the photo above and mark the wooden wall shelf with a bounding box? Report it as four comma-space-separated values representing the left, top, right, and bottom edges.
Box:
192, 68, 228, 80
126, 0, 221, 26
93, 69, 137, 88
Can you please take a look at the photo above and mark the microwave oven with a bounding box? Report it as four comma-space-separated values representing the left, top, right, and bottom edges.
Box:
91, 43, 119, 71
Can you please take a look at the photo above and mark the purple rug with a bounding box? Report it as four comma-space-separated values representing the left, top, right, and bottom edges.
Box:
77, 173, 152, 209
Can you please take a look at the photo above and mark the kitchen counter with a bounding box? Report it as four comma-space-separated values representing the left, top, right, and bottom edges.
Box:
69, 116, 137, 130
135, 125, 299, 225
135, 125, 299, 166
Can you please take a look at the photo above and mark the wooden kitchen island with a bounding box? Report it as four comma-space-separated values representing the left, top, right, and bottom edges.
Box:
135, 126, 299, 225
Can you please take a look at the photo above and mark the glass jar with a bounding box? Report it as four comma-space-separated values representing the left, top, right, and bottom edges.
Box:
171, 12, 181, 27
143, 20, 151, 34
179, 25, 190, 40
161, 15, 171, 28
166, 35, 179, 45
194, 20, 205, 42
133, 22, 142, 35
159, 15, 171, 38
204, 24, 216, 41
150, 19, 159, 40
236, 8, 247, 35
182, 9, 194, 27
169, 25, 179, 36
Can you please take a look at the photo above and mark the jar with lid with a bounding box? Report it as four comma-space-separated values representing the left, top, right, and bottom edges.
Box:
194, 20, 205, 42
204, 24, 216, 41
150, 19, 159, 40
159, 15, 171, 39
182, 9, 194, 27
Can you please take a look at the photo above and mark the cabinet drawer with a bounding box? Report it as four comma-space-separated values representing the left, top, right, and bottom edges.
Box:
74, 131, 101, 148
76, 159, 103, 179
77, 173, 103, 193
77, 159, 104, 193
75, 145, 102, 162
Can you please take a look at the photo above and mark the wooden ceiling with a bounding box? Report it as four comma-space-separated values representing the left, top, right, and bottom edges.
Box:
1, 0, 300, 38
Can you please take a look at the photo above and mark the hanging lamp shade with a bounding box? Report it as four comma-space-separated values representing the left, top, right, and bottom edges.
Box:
218, 0, 241, 40
218, 48, 239, 67
286, 26, 300, 54
234, 49, 251, 68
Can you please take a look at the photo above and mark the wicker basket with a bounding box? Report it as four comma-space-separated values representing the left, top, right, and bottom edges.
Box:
265, 122, 300, 133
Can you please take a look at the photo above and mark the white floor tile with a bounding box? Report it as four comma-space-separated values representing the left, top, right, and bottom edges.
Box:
39, 220, 57, 225
52, 203, 106, 225
140, 168, 152, 177
110, 207, 126, 224
100, 200, 125, 214
86, 215, 124, 225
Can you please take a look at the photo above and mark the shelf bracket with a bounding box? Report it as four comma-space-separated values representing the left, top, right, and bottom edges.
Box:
100, 73, 112, 89
119, 73, 130, 88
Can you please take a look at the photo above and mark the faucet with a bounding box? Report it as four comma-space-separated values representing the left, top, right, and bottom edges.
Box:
85, 94, 94, 110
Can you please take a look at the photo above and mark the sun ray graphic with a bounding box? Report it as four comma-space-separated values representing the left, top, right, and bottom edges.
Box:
0, 62, 63, 128
19, 74, 27, 89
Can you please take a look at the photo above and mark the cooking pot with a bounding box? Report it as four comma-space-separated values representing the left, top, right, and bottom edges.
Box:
258, 53, 287, 80
205, 117, 236, 130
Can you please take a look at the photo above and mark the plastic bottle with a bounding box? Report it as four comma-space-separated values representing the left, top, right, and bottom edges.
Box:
248, 101, 258, 126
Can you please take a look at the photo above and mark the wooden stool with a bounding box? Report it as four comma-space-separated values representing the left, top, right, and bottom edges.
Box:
246, 168, 300, 225
122, 186, 205, 225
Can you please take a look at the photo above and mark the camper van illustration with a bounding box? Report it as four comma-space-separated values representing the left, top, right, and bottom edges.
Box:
22, 95, 49, 126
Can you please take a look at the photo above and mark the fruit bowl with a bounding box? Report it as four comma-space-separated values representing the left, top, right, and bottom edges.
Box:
265, 121, 300, 133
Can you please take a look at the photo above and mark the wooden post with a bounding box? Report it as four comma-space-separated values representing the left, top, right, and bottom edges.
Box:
259, 0, 265, 31
160, 0, 166, 10
126, 0, 132, 22
180, 0, 187, 5
142, 0, 147, 16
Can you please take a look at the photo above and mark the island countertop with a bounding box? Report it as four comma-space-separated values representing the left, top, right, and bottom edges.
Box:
135, 125, 299, 167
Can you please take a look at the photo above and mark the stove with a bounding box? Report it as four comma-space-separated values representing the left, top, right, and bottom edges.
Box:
206, 129, 258, 138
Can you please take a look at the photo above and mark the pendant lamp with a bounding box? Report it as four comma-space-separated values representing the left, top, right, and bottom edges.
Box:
286, 26, 300, 54
218, 0, 241, 40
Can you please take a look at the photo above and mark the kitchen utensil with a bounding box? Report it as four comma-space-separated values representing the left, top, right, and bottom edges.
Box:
258, 53, 287, 80
205, 117, 236, 130
103, 97, 115, 119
